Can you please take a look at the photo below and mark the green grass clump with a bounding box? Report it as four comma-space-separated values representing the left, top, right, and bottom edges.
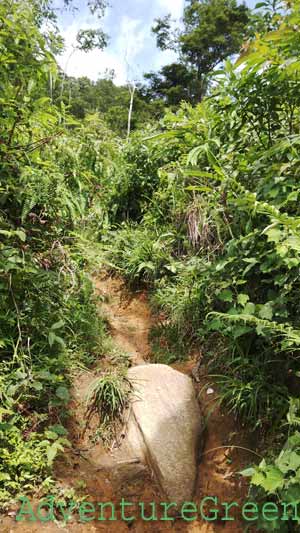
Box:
85, 370, 133, 428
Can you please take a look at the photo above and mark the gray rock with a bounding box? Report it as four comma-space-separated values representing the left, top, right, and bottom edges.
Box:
123, 363, 203, 506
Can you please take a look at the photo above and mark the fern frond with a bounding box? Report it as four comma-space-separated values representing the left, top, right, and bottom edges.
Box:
208, 311, 300, 347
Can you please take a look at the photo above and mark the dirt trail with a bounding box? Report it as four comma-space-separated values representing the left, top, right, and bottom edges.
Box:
1, 274, 254, 533
96, 276, 152, 365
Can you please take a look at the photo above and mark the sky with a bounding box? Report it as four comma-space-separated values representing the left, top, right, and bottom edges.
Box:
55, 0, 255, 86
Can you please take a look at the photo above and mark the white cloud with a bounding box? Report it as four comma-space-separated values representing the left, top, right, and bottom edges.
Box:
56, 0, 185, 85
57, 22, 126, 84
57, 15, 150, 85
157, 0, 185, 19
114, 16, 149, 81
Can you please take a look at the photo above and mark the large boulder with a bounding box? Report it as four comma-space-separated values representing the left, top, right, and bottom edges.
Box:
122, 363, 203, 506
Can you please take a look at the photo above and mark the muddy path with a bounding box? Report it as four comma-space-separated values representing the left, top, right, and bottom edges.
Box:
1, 274, 254, 533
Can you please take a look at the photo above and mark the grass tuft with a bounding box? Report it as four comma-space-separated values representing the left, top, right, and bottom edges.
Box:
85, 370, 133, 430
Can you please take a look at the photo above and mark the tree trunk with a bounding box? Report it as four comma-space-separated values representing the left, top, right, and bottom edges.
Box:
127, 82, 136, 141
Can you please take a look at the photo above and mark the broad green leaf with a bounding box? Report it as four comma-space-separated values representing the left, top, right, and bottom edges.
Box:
251, 466, 284, 493
51, 320, 65, 331
49, 424, 68, 436
259, 304, 273, 321
218, 289, 233, 302
31, 381, 43, 391
237, 293, 250, 306
240, 467, 256, 477
265, 228, 282, 243
55, 386, 70, 402
244, 302, 256, 315
276, 450, 300, 474
48, 331, 55, 347
44, 430, 59, 441
47, 442, 64, 466
15, 230, 26, 242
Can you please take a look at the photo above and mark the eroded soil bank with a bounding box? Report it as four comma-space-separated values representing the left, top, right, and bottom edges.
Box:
1, 274, 255, 532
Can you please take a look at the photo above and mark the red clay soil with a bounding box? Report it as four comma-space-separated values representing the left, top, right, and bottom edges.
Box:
0, 274, 256, 533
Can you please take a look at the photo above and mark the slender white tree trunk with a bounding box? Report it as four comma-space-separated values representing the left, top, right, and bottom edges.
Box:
127, 82, 136, 142
60, 47, 76, 100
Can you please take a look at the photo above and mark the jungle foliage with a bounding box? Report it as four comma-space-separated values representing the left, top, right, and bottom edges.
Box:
0, 0, 118, 506
2, 0, 300, 528
98, 2, 300, 529
57, 75, 165, 136
104, 0, 300, 427
151, 0, 250, 101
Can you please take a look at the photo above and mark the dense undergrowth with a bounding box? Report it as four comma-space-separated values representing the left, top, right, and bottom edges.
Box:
98, 2, 300, 529
0, 0, 119, 507
2, 0, 300, 530
103, 2, 300, 428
